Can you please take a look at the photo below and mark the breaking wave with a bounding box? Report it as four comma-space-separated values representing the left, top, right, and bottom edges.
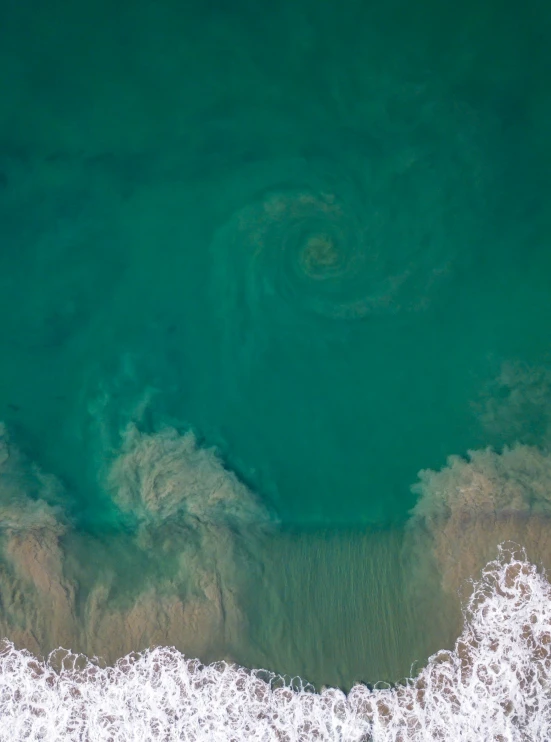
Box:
0, 547, 550, 741
2, 411, 551, 738
408, 444, 551, 601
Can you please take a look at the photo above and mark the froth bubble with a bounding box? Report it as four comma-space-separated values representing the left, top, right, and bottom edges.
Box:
1, 549, 550, 741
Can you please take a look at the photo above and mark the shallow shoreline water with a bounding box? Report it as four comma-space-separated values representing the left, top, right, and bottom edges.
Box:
1, 549, 549, 741
1, 0, 550, 737
2, 419, 551, 696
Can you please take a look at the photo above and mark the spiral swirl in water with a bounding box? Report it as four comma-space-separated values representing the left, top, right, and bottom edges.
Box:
211, 156, 456, 340
235, 188, 404, 321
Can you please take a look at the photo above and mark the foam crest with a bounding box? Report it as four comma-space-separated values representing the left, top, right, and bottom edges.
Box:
0, 548, 549, 741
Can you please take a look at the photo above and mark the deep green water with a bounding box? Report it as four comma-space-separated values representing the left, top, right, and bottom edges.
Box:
0, 0, 550, 686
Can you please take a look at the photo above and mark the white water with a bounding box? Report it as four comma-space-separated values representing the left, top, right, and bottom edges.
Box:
0, 547, 549, 741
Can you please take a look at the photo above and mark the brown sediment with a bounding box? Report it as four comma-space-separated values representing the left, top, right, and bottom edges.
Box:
242, 191, 342, 255
301, 233, 340, 274
108, 424, 266, 529
0, 422, 269, 665
406, 444, 551, 621
83, 585, 224, 663
473, 360, 551, 446
2, 416, 551, 692
2, 527, 77, 650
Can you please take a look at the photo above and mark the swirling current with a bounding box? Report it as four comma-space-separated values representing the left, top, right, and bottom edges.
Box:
211, 155, 456, 330
1, 0, 551, 738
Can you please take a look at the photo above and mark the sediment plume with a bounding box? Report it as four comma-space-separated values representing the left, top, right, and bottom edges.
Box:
1, 549, 549, 741
3, 413, 551, 702
473, 360, 551, 446
407, 443, 551, 639
108, 423, 268, 531
0, 421, 270, 664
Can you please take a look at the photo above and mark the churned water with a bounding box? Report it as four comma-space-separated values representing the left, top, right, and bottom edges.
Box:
1, 550, 550, 741
0, 0, 551, 738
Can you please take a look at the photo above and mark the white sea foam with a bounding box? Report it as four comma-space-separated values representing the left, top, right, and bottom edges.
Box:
0, 546, 549, 741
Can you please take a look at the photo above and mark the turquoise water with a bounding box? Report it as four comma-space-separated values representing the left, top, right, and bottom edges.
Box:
0, 0, 550, 693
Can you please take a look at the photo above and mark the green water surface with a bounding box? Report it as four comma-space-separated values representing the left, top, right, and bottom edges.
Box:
0, 0, 550, 684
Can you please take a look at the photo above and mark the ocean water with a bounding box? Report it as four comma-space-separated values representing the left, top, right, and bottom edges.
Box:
2, 549, 550, 741
1, 0, 551, 738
